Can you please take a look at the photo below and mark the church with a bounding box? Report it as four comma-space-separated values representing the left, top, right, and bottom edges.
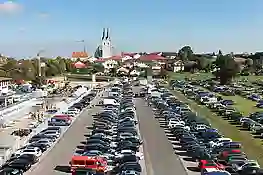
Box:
94, 28, 113, 58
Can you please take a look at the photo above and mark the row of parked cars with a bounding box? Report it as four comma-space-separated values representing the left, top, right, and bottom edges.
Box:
0, 87, 97, 175
171, 80, 263, 139
191, 79, 263, 108
147, 84, 263, 175
69, 82, 143, 175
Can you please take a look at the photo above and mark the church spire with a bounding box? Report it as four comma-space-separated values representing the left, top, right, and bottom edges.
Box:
102, 28, 105, 40
106, 28, 109, 40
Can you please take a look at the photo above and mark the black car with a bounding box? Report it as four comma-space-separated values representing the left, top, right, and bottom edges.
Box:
0, 167, 23, 175
18, 154, 39, 164
29, 134, 55, 143
7, 159, 32, 172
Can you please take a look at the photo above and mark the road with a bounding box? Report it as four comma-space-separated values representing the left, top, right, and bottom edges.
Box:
133, 86, 199, 175
25, 92, 103, 175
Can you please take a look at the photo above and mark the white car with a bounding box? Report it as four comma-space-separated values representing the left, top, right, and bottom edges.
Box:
68, 108, 80, 113
37, 139, 53, 147
43, 130, 60, 138
209, 138, 232, 147
115, 150, 134, 158
21, 148, 42, 157
62, 111, 76, 116
168, 120, 185, 129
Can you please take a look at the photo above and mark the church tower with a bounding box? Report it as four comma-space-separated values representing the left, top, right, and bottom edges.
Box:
101, 28, 112, 58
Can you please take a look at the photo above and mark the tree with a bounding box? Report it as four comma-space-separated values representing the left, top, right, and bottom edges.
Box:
178, 46, 194, 71
92, 63, 104, 73
215, 54, 239, 84
19, 60, 36, 80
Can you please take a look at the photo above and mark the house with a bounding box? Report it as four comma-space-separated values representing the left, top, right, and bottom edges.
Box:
173, 60, 184, 72
71, 51, 89, 61
234, 57, 247, 70
161, 52, 178, 59
94, 56, 120, 73
0, 77, 12, 95
73, 61, 87, 69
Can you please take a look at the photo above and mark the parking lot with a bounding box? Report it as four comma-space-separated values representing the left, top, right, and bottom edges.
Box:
134, 94, 189, 175
25, 91, 103, 175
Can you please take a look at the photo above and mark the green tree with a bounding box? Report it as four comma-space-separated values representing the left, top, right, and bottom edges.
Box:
178, 46, 194, 71
20, 60, 36, 80
215, 54, 239, 84
92, 63, 104, 73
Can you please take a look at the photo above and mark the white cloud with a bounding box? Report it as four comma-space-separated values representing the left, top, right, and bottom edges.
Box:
0, 1, 23, 14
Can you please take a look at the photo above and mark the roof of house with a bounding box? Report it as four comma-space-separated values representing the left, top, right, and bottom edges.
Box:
121, 52, 137, 57
161, 52, 178, 57
73, 61, 87, 68
94, 55, 122, 62
72, 51, 88, 58
138, 55, 167, 61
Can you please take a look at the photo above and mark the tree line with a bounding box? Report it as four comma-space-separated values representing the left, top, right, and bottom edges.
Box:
0, 56, 74, 81
177, 46, 263, 84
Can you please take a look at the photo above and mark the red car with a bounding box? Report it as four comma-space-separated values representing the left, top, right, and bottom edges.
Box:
199, 160, 225, 170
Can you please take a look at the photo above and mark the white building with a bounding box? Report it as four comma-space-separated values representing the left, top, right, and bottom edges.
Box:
101, 28, 113, 58
0, 77, 11, 95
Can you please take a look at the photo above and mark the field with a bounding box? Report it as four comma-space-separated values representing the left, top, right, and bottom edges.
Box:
168, 72, 263, 166
169, 72, 263, 115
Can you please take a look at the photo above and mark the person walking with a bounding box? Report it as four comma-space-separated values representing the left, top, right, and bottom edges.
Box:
0, 115, 4, 128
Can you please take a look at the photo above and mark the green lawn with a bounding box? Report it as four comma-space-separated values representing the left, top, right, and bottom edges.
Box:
168, 72, 213, 81
197, 86, 262, 116
169, 72, 263, 115
170, 88, 263, 166
168, 72, 263, 82
219, 95, 263, 116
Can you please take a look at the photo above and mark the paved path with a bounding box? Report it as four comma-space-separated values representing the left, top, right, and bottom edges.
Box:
25, 92, 103, 175
133, 86, 199, 175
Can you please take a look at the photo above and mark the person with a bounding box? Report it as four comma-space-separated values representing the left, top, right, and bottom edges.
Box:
0, 115, 4, 128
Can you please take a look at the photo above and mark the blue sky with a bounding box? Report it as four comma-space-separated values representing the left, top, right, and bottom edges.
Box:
0, 0, 262, 58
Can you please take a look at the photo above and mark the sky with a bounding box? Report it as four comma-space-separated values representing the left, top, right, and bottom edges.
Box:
0, 0, 263, 58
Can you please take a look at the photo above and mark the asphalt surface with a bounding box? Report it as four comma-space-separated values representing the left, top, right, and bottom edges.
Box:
25, 93, 103, 175
133, 86, 199, 175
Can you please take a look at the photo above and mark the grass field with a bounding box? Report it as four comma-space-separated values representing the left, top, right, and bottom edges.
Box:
168, 72, 263, 82
170, 88, 263, 166
218, 94, 263, 116
168, 72, 213, 81
169, 72, 263, 115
